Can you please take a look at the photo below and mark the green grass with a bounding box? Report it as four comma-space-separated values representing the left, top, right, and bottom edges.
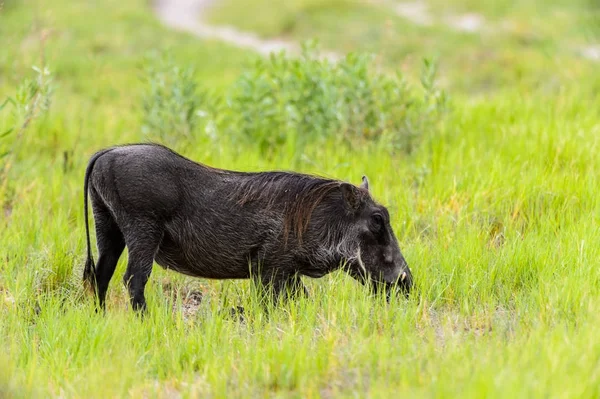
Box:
2, 0, 600, 397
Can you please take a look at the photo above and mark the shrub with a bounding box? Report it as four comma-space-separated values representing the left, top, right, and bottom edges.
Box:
0, 66, 54, 155
139, 42, 448, 159
225, 41, 447, 159
0, 65, 53, 216
140, 52, 204, 146
0, 65, 54, 168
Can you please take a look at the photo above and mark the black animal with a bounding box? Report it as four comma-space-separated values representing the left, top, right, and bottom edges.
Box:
82, 143, 413, 311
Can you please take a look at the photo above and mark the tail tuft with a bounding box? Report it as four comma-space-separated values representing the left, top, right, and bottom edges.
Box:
83, 255, 96, 293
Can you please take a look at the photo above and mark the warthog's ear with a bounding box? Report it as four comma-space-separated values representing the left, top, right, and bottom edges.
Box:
360, 175, 370, 191
340, 182, 363, 212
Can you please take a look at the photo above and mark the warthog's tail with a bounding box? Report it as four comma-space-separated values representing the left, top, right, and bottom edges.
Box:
82, 148, 114, 291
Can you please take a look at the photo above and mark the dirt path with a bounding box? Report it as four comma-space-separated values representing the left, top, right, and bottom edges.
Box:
582, 45, 600, 61
152, 0, 340, 60
394, 1, 485, 32
394, 1, 598, 61
153, 0, 598, 62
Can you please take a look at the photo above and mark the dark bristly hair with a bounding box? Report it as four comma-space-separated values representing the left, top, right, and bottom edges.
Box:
230, 171, 352, 244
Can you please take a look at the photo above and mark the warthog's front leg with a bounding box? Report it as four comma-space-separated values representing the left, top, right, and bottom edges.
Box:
285, 273, 309, 300
253, 269, 308, 307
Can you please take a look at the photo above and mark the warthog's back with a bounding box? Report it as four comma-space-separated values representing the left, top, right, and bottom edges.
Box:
88, 144, 293, 279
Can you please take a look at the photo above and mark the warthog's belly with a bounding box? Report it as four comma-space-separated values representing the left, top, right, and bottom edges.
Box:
154, 241, 252, 280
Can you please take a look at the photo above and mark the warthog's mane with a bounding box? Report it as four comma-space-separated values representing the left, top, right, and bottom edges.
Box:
229, 171, 351, 243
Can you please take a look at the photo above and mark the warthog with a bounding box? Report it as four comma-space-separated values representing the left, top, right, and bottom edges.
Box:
83, 144, 413, 311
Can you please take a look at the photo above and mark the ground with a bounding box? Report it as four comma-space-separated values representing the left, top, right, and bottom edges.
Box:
1, 0, 600, 397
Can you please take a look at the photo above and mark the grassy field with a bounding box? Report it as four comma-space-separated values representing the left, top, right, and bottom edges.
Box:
1, 0, 600, 397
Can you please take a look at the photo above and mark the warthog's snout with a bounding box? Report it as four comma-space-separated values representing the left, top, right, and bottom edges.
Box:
396, 268, 413, 297
376, 260, 413, 301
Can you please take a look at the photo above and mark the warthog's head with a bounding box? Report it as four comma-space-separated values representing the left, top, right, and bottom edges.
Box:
338, 176, 413, 300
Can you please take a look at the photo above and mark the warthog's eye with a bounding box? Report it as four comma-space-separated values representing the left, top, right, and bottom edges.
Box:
370, 213, 384, 233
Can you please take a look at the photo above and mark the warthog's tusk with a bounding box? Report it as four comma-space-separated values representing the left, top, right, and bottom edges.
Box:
401, 272, 407, 282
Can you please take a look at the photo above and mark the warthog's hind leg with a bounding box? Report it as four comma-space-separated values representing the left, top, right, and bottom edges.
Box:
90, 191, 126, 310
122, 221, 163, 313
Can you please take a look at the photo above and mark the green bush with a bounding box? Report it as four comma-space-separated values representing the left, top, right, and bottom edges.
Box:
140, 52, 202, 146
139, 42, 448, 159
1, 66, 53, 148
226, 42, 447, 158
0, 65, 53, 169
